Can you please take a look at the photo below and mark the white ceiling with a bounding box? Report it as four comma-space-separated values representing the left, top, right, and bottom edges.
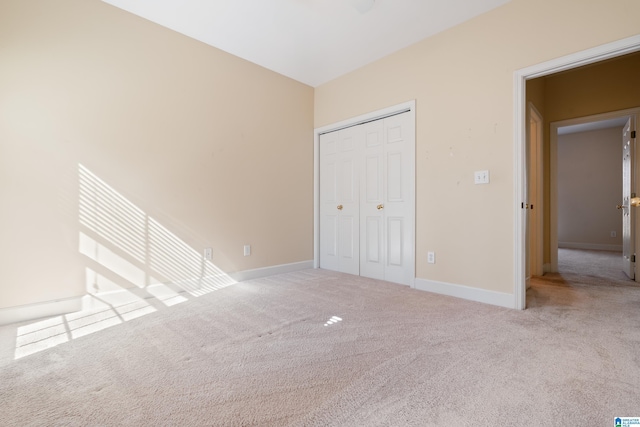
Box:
101, 0, 511, 87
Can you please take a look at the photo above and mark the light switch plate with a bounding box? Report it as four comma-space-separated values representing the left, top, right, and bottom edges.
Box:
474, 170, 490, 184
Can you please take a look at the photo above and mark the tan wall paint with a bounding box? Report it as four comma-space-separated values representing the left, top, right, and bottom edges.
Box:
0, 0, 314, 308
526, 78, 545, 120
544, 53, 640, 124
315, 0, 640, 293
557, 127, 623, 248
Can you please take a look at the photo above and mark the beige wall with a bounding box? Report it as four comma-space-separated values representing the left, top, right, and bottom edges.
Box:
315, 0, 640, 293
557, 127, 623, 249
2, 0, 640, 312
0, 0, 314, 308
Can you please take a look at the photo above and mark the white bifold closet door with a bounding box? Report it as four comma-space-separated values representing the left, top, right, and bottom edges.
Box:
319, 111, 412, 285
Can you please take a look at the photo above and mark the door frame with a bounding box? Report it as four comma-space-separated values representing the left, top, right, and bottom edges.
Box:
549, 108, 640, 273
313, 100, 417, 287
514, 34, 640, 310
527, 102, 544, 279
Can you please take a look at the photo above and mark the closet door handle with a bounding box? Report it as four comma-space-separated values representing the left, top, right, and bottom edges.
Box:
377, 204, 384, 210
337, 205, 343, 210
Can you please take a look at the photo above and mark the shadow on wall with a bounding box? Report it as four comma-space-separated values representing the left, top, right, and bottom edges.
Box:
13, 164, 235, 360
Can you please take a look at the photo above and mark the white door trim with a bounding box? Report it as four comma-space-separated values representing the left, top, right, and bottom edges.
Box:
514, 34, 640, 310
314, 100, 416, 287
549, 107, 640, 273
527, 102, 544, 278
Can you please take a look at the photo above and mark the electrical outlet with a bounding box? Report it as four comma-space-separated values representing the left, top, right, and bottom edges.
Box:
204, 247, 212, 260
244, 245, 251, 256
427, 251, 435, 264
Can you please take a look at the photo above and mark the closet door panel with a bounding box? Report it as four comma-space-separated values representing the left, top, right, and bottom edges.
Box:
360, 121, 385, 280
382, 112, 413, 285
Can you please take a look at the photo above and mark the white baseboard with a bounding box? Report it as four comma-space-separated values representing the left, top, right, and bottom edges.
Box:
558, 242, 622, 252
0, 297, 82, 326
229, 260, 314, 282
414, 278, 515, 309
0, 260, 314, 326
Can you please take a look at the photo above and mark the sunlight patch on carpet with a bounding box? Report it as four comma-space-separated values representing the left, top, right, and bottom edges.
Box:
324, 316, 343, 326
13, 292, 160, 359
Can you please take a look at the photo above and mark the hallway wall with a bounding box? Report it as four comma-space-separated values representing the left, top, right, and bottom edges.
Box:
557, 127, 623, 251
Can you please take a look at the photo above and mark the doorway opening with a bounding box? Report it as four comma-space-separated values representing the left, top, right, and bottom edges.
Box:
514, 35, 640, 310
551, 110, 639, 280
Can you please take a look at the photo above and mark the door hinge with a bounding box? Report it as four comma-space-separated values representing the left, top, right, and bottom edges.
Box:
632, 130, 636, 139
632, 254, 636, 263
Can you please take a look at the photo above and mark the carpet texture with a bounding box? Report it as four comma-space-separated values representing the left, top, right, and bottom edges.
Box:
1, 250, 640, 426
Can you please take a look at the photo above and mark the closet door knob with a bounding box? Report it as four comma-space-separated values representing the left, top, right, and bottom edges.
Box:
377, 204, 384, 210
337, 205, 343, 210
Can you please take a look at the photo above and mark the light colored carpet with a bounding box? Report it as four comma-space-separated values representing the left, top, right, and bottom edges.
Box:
1, 254, 640, 426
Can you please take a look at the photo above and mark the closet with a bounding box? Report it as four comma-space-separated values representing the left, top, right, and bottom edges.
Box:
319, 111, 413, 285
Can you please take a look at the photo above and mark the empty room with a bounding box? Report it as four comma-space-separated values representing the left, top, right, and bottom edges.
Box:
1, 0, 640, 425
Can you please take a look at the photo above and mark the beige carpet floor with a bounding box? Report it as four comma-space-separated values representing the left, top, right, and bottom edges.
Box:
1, 250, 639, 426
